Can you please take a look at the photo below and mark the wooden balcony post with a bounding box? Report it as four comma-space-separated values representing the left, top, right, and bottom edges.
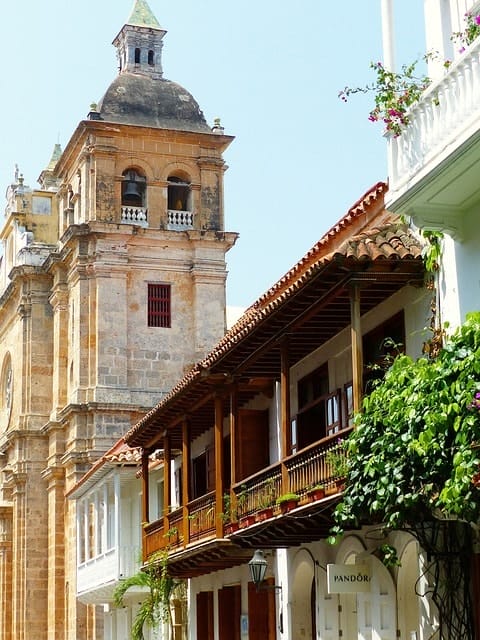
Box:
141, 450, 150, 524
182, 418, 191, 545
163, 435, 171, 544
350, 284, 363, 415
280, 338, 291, 490
229, 385, 238, 516
141, 450, 150, 560
230, 385, 238, 486
214, 393, 225, 538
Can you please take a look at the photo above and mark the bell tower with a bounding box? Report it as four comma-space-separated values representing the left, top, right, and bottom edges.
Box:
0, 1, 237, 638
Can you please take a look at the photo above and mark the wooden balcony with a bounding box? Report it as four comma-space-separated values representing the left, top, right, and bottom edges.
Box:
143, 431, 350, 576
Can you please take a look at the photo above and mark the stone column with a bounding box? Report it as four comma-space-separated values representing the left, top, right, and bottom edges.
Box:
0, 503, 13, 640
49, 272, 69, 420
42, 464, 66, 640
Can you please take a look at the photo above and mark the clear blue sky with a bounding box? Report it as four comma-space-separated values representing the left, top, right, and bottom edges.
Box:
0, 1, 425, 309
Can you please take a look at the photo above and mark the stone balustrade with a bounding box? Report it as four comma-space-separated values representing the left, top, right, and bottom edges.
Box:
388, 37, 480, 200
120, 206, 148, 225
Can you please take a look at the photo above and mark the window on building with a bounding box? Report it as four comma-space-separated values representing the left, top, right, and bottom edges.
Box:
343, 382, 354, 428
363, 311, 405, 391
78, 501, 86, 564
148, 283, 171, 328
148, 50, 154, 65
122, 169, 146, 208
295, 364, 350, 450
167, 175, 191, 211
296, 364, 329, 449
107, 483, 115, 550
135, 47, 141, 64
192, 446, 215, 499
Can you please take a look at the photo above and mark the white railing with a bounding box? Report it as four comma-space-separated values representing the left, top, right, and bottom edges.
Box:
77, 544, 141, 595
388, 36, 480, 196
121, 206, 148, 225
167, 209, 194, 230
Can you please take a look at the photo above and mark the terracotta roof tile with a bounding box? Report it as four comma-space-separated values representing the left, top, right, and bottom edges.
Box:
67, 438, 153, 498
126, 185, 425, 443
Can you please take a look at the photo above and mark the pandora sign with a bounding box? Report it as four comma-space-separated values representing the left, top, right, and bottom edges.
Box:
327, 564, 372, 593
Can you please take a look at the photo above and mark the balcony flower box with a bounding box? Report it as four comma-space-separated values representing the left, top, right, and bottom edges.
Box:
306, 485, 325, 501
224, 521, 240, 535
256, 507, 274, 522
276, 493, 299, 515
239, 514, 256, 528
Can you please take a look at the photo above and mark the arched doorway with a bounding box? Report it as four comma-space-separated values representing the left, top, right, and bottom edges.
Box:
291, 549, 316, 639
316, 535, 398, 639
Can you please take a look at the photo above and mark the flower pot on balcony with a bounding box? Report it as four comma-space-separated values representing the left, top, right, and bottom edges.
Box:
239, 514, 256, 528
276, 493, 300, 515
256, 507, 274, 522
225, 521, 240, 535
307, 486, 325, 501
325, 480, 345, 496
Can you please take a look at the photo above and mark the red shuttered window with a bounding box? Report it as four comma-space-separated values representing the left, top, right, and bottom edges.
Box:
147, 283, 171, 328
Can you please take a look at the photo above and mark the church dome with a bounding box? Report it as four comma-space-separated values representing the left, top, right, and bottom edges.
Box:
97, 72, 211, 133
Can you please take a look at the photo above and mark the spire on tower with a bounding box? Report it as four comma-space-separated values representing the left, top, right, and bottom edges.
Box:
126, 0, 161, 29
113, 0, 167, 79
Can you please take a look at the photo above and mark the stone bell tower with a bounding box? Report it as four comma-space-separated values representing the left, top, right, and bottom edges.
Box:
0, 0, 237, 637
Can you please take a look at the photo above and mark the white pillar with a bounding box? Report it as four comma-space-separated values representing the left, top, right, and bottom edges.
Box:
425, 0, 454, 78
381, 0, 396, 71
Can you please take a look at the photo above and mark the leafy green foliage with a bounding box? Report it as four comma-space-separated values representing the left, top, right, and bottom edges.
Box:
332, 313, 480, 536
113, 551, 184, 640
421, 229, 443, 274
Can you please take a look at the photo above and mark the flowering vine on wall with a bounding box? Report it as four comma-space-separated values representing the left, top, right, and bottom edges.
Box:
339, 11, 480, 137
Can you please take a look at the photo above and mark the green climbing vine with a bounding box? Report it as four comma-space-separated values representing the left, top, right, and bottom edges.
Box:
331, 312, 480, 535
329, 312, 480, 639
113, 550, 186, 640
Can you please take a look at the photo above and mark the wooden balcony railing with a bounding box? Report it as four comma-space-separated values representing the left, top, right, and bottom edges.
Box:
188, 492, 216, 541
286, 431, 351, 498
234, 466, 283, 521
143, 429, 352, 559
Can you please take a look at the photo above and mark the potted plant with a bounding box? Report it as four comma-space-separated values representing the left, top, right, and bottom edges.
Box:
236, 485, 256, 528
325, 444, 348, 493
276, 492, 300, 514
256, 478, 276, 521
163, 526, 179, 546
219, 493, 240, 534
307, 483, 325, 501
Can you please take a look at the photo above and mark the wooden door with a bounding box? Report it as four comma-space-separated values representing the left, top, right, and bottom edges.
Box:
196, 591, 214, 640
248, 580, 276, 640
236, 409, 269, 480
218, 585, 241, 640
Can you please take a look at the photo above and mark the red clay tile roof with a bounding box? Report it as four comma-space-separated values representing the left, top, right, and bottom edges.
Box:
66, 438, 144, 498
126, 183, 425, 445
254, 181, 389, 307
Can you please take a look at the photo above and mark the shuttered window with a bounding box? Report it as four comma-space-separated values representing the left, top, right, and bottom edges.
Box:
147, 283, 171, 328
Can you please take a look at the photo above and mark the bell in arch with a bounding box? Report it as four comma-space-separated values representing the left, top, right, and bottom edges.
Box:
122, 170, 144, 206
123, 180, 142, 199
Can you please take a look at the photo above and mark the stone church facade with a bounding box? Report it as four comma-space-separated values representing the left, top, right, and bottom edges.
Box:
0, 1, 236, 637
